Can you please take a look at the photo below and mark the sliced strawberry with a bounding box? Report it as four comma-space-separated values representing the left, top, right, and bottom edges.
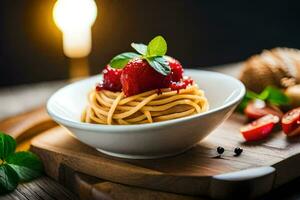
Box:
98, 65, 122, 92
244, 99, 283, 120
288, 125, 300, 137
165, 56, 184, 82
120, 58, 171, 96
240, 114, 279, 142
282, 107, 300, 136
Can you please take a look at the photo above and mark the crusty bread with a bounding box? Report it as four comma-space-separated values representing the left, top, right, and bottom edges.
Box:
240, 48, 300, 92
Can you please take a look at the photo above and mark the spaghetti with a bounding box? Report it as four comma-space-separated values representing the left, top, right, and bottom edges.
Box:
82, 84, 209, 125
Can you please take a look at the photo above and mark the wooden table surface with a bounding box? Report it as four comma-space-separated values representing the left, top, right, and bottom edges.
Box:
1, 63, 300, 200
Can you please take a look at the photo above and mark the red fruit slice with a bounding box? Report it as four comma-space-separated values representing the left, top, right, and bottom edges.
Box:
97, 65, 122, 92
244, 99, 283, 120
240, 114, 279, 142
120, 58, 171, 96
282, 107, 300, 136
288, 125, 300, 137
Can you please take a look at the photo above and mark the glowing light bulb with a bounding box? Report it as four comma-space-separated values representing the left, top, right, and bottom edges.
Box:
53, 0, 97, 58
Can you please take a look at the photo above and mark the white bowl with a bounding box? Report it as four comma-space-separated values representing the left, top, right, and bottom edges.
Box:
47, 69, 245, 159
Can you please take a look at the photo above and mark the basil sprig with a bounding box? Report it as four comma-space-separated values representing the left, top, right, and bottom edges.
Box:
0, 132, 43, 194
238, 86, 290, 112
109, 52, 140, 69
109, 35, 171, 76
147, 35, 167, 57
131, 43, 147, 55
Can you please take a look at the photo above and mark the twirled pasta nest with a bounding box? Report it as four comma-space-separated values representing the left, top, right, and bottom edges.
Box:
82, 84, 209, 125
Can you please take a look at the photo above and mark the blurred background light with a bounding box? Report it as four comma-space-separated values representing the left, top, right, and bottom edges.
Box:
2, 0, 300, 86
53, 0, 98, 58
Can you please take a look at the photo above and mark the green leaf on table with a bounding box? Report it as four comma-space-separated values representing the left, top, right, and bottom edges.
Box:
6, 151, 43, 182
246, 90, 260, 99
237, 98, 249, 113
0, 132, 16, 160
146, 56, 171, 76
109, 52, 140, 69
131, 43, 147, 55
147, 35, 167, 57
237, 91, 255, 112
0, 164, 19, 194
237, 85, 290, 113
0, 132, 43, 193
259, 86, 290, 105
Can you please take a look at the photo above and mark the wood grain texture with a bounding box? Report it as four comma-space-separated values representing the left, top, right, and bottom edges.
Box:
55, 165, 300, 200
30, 114, 300, 198
0, 107, 78, 200
0, 99, 299, 199
60, 165, 202, 200
0, 176, 78, 200
0, 106, 56, 143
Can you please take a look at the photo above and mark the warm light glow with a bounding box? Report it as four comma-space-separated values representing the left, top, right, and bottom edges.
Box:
53, 0, 97, 58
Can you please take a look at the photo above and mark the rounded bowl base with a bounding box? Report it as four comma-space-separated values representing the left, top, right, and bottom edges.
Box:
96, 147, 192, 159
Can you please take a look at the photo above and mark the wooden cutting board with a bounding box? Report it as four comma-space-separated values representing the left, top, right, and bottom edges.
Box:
0, 107, 197, 200
29, 112, 300, 199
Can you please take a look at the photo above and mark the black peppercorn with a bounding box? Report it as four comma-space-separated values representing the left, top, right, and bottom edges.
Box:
217, 146, 225, 155
234, 147, 243, 156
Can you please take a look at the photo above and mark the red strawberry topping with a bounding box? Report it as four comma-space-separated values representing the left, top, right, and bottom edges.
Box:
96, 65, 122, 92
166, 57, 184, 82
169, 77, 194, 91
120, 58, 171, 96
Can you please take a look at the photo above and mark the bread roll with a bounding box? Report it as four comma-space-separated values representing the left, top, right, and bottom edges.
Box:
285, 84, 300, 107
240, 48, 300, 93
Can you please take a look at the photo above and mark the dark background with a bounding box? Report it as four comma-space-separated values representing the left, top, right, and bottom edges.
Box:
1, 0, 300, 86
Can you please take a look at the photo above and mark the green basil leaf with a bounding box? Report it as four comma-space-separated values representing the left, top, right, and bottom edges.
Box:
237, 86, 290, 113
237, 91, 253, 113
0, 133, 16, 160
258, 90, 269, 100
109, 52, 140, 69
147, 36, 167, 57
0, 164, 19, 194
155, 56, 171, 70
246, 90, 260, 99
146, 57, 171, 76
237, 90, 262, 113
262, 86, 290, 105
131, 43, 147, 55
6, 152, 43, 182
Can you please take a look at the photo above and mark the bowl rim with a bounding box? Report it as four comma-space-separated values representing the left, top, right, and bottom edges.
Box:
47, 69, 246, 131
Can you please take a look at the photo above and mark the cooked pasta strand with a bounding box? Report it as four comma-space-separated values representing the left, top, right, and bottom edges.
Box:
82, 84, 208, 125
